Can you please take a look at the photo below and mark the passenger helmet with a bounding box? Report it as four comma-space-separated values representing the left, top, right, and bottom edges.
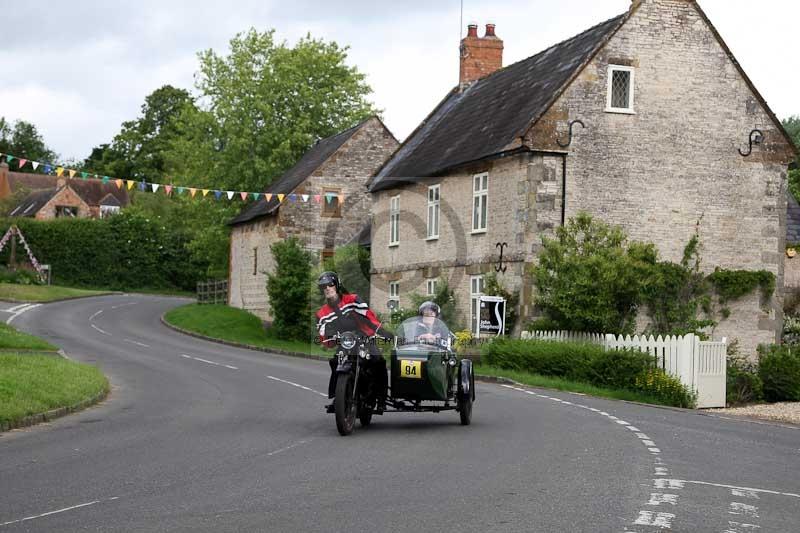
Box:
418, 301, 441, 317
318, 271, 340, 293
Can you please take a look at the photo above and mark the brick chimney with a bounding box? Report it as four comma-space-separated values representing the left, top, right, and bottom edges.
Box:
0, 162, 10, 199
459, 22, 503, 86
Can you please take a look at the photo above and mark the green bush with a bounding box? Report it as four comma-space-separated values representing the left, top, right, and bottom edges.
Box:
757, 344, 800, 402
481, 338, 696, 407
726, 353, 763, 406
266, 237, 315, 340
0, 265, 43, 285
322, 243, 371, 303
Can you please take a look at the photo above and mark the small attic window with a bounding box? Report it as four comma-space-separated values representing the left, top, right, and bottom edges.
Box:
606, 65, 635, 114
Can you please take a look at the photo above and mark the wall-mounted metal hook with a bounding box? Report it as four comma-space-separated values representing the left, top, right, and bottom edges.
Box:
495, 242, 508, 273
738, 128, 764, 157
556, 119, 585, 148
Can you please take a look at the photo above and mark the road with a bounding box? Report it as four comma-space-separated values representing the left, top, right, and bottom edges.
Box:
1, 295, 798, 532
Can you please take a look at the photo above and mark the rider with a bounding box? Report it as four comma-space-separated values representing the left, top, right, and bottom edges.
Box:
316, 271, 391, 413
413, 301, 450, 345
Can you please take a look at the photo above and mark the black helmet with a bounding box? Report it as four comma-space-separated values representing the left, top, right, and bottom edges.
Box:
318, 271, 340, 293
418, 301, 440, 317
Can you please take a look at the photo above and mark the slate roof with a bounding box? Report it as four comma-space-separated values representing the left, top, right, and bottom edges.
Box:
228, 119, 371, 226
788, 192, 800, 244
370, 13, 627, 191
9, 188, 57, 217
7, 171, 61, 192
68, 180, 129, 207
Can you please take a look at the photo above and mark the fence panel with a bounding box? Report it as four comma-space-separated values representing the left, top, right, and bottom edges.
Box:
196, 280, 228, 305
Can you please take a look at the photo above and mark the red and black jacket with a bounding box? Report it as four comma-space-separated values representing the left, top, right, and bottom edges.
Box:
316, 293, 381, 348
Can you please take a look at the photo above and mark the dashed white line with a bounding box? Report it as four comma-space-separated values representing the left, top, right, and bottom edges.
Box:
89, 309, 104, 320
729, 502, 759, 518
675, 480, 800, 499
267, 375, 327, 397
0, 497, 119, 527
90, 324, 111, 336
267, 439, 311, 457
634, 510, 675, 528
110, 302, 138, 310
180, 354, 238, 370
123, 339, 150, 348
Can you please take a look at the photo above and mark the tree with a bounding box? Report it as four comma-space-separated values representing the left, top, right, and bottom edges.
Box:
0, 117, 58, 171
532, 212, 651, 335
167, 29, 378, 193
322, 244, 371, 303
266, 237, 315, 340
784, 116, 800, 203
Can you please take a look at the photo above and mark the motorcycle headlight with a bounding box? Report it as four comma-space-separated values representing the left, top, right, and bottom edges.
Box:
340, 332, 357, 350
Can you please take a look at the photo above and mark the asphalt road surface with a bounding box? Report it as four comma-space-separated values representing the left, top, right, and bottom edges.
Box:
1, 295, 798, 532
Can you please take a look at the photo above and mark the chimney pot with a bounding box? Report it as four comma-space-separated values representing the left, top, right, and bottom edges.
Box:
485, 23, 496, 37
459, 22, 503, 86
467, 24, 478, 37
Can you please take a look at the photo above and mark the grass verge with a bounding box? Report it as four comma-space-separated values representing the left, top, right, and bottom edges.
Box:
164, 303, 327, 356
0, 323, 58, 351
474, 364, 685, 407
0, 283, 111, 302
0, 354, 109, 427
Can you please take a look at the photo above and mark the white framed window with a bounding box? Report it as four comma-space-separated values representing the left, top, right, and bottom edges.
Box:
472, 172, 488, 233
389, 281, 399, 305
605, 65, 635, 114
389, 195, 400, 246
426, 278, 438, 296
427, 184, 440, 239
470, 275, 485, 335
100, 205, 120, 218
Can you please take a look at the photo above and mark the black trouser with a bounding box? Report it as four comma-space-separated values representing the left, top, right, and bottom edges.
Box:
328, 345, 387, 405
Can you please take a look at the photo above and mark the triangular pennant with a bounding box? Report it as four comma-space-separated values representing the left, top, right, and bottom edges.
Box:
202, 189, 210, 197
81, 171, 88, 179
102, 176, 110, 184
240, 192, 248, 201
115, 179, 123, 189
151, 183, 160, 193
313, 194, 321, 203
277, 194, 285, 202
177, 187, 185, 195
265, 193, 272, 201
18, 158, 27, 169
325, 193, 333, 204
5, 155, 14, 163
68, 169, 76, 178
127, 180, 135, 190
251, 192, 260, 200
56, 167, 64, 177
213, 190, 222, 200
138, 181, 146, 191
32, 161, 40, 171
301, 194, 309, 202
226, 191, 234, 200
165, 185, 173, 195
288, 194, 297, 202
43, 164, 52, 174
190, 188, 197, 197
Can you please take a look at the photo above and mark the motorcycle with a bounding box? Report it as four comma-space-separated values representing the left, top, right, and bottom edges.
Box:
330, 331, 381, 436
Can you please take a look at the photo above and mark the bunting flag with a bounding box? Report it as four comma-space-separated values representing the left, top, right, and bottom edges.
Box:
288, 194, 297, 202
5, 155, 14, 163
102, 176, 110, 184
313, 194, 321, 203
301, 194, 309, 202
325, 193, 334, 204
165, 185, 173, 195
151, 183, 160, 193
265, 193, 272, 202
226, 190, 234, 200
115, 179, 123, 189
56, 167, 64, 177
240, 191, 248, 201
202, 189, 210, 197
277, 194, 285, 202
43, 164, 52, 174
177, 187, 185, 195
81, 171, 88, 179
127, 180, 135, 190
190, 188, 197, 198
251, 192, 260, 200
18, 158, 27, 169
138, 181, 146, 191
31, 161, 40, 171
213, 190, 222, 200
68, 169, 76, 178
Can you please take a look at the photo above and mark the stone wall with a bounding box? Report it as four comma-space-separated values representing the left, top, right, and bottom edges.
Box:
228, 117, 398, 319
523, 0, 795, 357
35, 187, 90, 220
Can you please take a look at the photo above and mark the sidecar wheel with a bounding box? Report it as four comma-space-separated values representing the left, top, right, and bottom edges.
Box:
335, 374, 356, 436
458, 392, 473, 426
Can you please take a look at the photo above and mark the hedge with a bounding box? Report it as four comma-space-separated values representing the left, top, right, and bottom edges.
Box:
0, 213, 206, 291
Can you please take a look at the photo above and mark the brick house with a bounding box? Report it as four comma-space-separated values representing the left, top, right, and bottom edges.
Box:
227, 117, 398, 320
1, 162, 129, 219
368, 0, 797, 356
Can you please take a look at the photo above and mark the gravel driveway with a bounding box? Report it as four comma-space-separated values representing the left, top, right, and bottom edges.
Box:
710, 402, 800, 426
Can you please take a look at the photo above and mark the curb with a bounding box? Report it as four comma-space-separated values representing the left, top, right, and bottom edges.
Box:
0, 386, 109, 434
159, 314, 329, 362
0, 349, 61, 357
0, 292, 118, 305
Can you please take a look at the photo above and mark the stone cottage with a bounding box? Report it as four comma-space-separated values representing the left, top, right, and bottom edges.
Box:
368, 0, 797, 356
228, 117, 398, 320
1, 162, 129, 219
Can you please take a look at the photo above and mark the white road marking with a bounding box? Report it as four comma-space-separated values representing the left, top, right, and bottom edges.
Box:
724, 521, 762, 532
649, 447, 661, 453
180, 354, 237, 370
647, 493, 679, 506
729, 502, 759, 518
123, 339, 150, 348
635, 432, 650, 439
634, 510, 675, 528
6, 303, 32, 313
110, 302, 137, 310
655, 467, 669, 476
0, 496, 119, 526
193, 357, 221, 366
6, 303, 41, 324
90, 324, 111, 336
267, 375, 327, 397
616, 420, 630, 425
654, 479, 685, 490
627, 426, 641, 432
731, 489, 760, 500
676, 480, 800, 499
89, 309, 103, 320
266, 439, 311, 457
642, 440, 656, 447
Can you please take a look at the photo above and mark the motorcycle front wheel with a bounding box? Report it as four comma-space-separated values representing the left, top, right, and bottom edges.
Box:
335, 373, 356, 436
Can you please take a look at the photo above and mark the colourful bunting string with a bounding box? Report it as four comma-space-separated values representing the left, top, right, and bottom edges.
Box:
213, 190, 222, 200
202, 189, 209, 197
127, 180, 135, 190
240, 192, 248, 201
314, 195, 321, 203
56, 167, 64, 177
301, 194, 309, 202
165, 185, 173, 195
190, 188, 197, 198
277, 194, 285, 202
226, 191, 234, 200
151, 183, 160, 193
6, 155, 14, 163
115, 179, 123, 189
18, 159, 27, 168
68, 169, 76, 178
31, 161, 40, 171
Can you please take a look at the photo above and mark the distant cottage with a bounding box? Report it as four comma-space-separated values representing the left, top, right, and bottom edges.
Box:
369, 0, 798, 356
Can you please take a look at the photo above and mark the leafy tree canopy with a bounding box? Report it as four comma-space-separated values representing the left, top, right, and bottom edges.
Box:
0, 117, 58, 171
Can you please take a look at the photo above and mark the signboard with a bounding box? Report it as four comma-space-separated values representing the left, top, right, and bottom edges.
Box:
478, 295, 506, 337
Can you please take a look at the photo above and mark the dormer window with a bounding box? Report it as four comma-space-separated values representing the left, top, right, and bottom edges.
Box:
606, 65, 635, 114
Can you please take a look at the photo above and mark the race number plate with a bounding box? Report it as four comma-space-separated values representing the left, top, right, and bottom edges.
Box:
399, 360, 422, 379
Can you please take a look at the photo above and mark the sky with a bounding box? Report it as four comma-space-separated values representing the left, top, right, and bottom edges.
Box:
1, 0, 797, 162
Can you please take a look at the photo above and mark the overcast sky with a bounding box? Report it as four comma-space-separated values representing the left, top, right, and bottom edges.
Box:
1, 0, 797, 162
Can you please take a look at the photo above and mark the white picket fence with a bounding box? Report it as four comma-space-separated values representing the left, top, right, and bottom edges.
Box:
520, 330, 727, 408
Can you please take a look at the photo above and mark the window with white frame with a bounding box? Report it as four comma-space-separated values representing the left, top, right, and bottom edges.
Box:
389, 195, 400, 246
472, 173, 488, 232
389, 281, 399, 306
470, 275, 485, 335
100, 205, 120, 218
606, 65, 635, 113
427, 185, 440, 239
426, 278, 438, 296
